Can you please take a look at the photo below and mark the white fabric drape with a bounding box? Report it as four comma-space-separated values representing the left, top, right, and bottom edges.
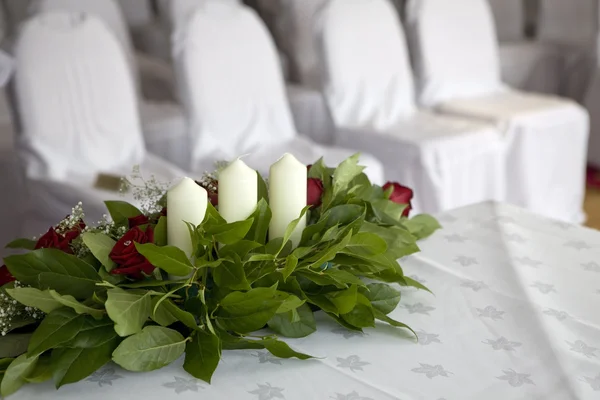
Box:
14, 12, 186, 236
174, 1, 384, 182
406, 0, 589, 223
315, 0, 506, 215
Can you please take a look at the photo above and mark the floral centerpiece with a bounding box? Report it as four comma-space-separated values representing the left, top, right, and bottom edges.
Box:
0, 155, 439, 396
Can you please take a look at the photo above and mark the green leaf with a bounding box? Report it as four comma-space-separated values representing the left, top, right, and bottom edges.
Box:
104, 201, 143, 226
343, 232, 387, 257
361, 283, 401, 315
135, 243, 193, 277
332, 154, 364, 198
323, 204, 364, 230
276, 206, 310, 255
219, 240, 262, 260
268, 303, 316, 338
48, 290, 105, 319
105, 288, 151, 337
5, 249, 100, 299
403, 214, 442, 240
1, 353, 38, 396
215, 286, 283, 333
359, 222, 420, 259
205, 219, 254, 245
27, 308, 85, 357
81, 233, 117, 272
24, 354, 52, 383
245, 198, 271, 244
0, 334, 31, 358
183, 331, 221, 383
4, 238, 36, 250
51, 337, 118, 388
213, 258, 251, 291
98, 268, 126, 285
305, 231, 352, 269
374, 310, 417, 338
275, 293, 305, 313
399, 276, 433, 294
154, 216, 168, 246
63, 316, 117, 348
325, 285, 358, 314
260, 338, 313, 360
341, 294, 375, 329
372, 199, 408, 224
257, 172, 269, 203
298, 268, 364, 289
281, 254, 298, 281
5, 288, 62, 314
112, 326, 186, 372
151, 298, 199, 330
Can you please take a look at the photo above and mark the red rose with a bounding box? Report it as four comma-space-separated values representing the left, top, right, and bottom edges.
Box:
109, 226, 155, 279
160, 207, 167, 217
196, 180, 218, 206
63, 220, 86, 242
128, 214, 150, 228
307, 178, 324, 207
383, 182, 414, 217
35, 227, 72, 253
0, 265, 15, 286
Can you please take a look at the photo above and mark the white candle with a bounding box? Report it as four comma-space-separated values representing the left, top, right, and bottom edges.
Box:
218, 159, 258, 223
167, 177, 208, 258
269, 153, 307, 247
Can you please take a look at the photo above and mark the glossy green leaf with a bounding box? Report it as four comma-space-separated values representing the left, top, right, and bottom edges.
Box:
112, 326, 186, 371
5, 288, 62, 314
257, 172, 269, 203
81, 233, 117, 272
325, 285, 358, 314
135, 243, 194, 277
215, 286, 283, 333
27, 308, 85, 357
154, 216, 168, 246
4, 238, 36, 251
183, 331, 221, 383
5, 249, 100, 299
204, 219, 254, 245
245, 198, 271, 244
23, 354, 52, 383
359, 222, 420, 259
268, 303, 316, 338
374, 310, 417, 338
104, 201, 143, 226
0, 353, 38, 396
275, 293, 304, 314
361, 283, 401, 315
63, 316, 117, 348
276, 207, 310, 255
219, 240, 262, 259
341, 294, 375, 329
281, 254, 298, 281
151, 298, 199, 330
332, 154, 364, 199
213, 258, 251, 291
0, 333, 31, 358
260, 338, 313, 360
48, 290, 105, 319
342, 232, 387, 257
105, 288, 151, 337
403, 214, 442, 240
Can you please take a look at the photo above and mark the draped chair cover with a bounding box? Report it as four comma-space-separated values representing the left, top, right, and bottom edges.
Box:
32, 0, 188, 168
14, 12, 186, 236
315, 0, 506, 215
406, 0, 589, 223
173, 1, 384, 183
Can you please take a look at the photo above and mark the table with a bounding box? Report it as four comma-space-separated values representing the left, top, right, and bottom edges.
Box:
12, 202, 600, 399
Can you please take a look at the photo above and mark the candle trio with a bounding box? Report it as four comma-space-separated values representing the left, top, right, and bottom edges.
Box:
167, 153, 308, 258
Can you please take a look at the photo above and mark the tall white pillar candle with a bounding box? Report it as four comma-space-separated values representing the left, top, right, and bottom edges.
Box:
269, 153, 307, 247
167, 177, 208, 257
218, 159, 258, 223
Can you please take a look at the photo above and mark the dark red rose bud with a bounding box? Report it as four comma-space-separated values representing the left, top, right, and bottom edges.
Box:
109, 226, 155, 279
128, 214, 150, 228
383, 182, 414, 217
0, 265, 15, 286
35, 227, 72, 254
307, 178, 324, 207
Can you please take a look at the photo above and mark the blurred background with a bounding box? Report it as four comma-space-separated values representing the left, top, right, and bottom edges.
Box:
1, 0, 600, 259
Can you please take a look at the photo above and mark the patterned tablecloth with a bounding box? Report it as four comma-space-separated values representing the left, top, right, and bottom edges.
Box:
11, 202, 600, 399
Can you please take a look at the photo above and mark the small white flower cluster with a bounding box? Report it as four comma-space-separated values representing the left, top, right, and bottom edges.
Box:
55, 202, 85, 234
0, 282, 43, 336
120, 165, 169, 215
197, 171, 217, 193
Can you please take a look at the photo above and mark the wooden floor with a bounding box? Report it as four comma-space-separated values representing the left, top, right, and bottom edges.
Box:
584, 187, 600, 230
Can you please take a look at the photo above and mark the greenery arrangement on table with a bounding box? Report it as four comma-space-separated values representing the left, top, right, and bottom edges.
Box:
0, 154, 440, 396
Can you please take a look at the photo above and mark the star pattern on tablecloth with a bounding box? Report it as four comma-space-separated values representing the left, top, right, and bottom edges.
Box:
416, 330, 442, 345
581, 262, 600, 273
567, 340, 598, 358
445, 234, 468, 243
497, 369, 534, 387
253, 351, 282, 365
461, 280, 488, 292
543, 308, 570, 321
86, 367, 123, 387
515, 257, 543, 268
583, 374, 600, 391
505, 233, 526, 243
336, 356, 370, 372
331, 328, 365, 339
404, 303, 436, 315
162, 377, 204, 394
530, 281, 557, 294
476, 306, 505, 321
454, 255, 478, 267
248, 383, 285, 400
564, 240, 591, 250
330, 391, 374, 400
410, 363, 452, 379
483, 337, 522, 351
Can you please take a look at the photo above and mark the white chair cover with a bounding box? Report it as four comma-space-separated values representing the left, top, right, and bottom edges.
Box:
32, 0, 188, 169
407, 0, 590, 223
487, 0, 525, 42
315, 0, 506, 214
174, 2, 384, 182
14, 12, 185, 236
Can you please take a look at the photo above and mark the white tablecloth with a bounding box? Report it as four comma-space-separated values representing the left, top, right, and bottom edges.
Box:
12, 202, 600, 399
